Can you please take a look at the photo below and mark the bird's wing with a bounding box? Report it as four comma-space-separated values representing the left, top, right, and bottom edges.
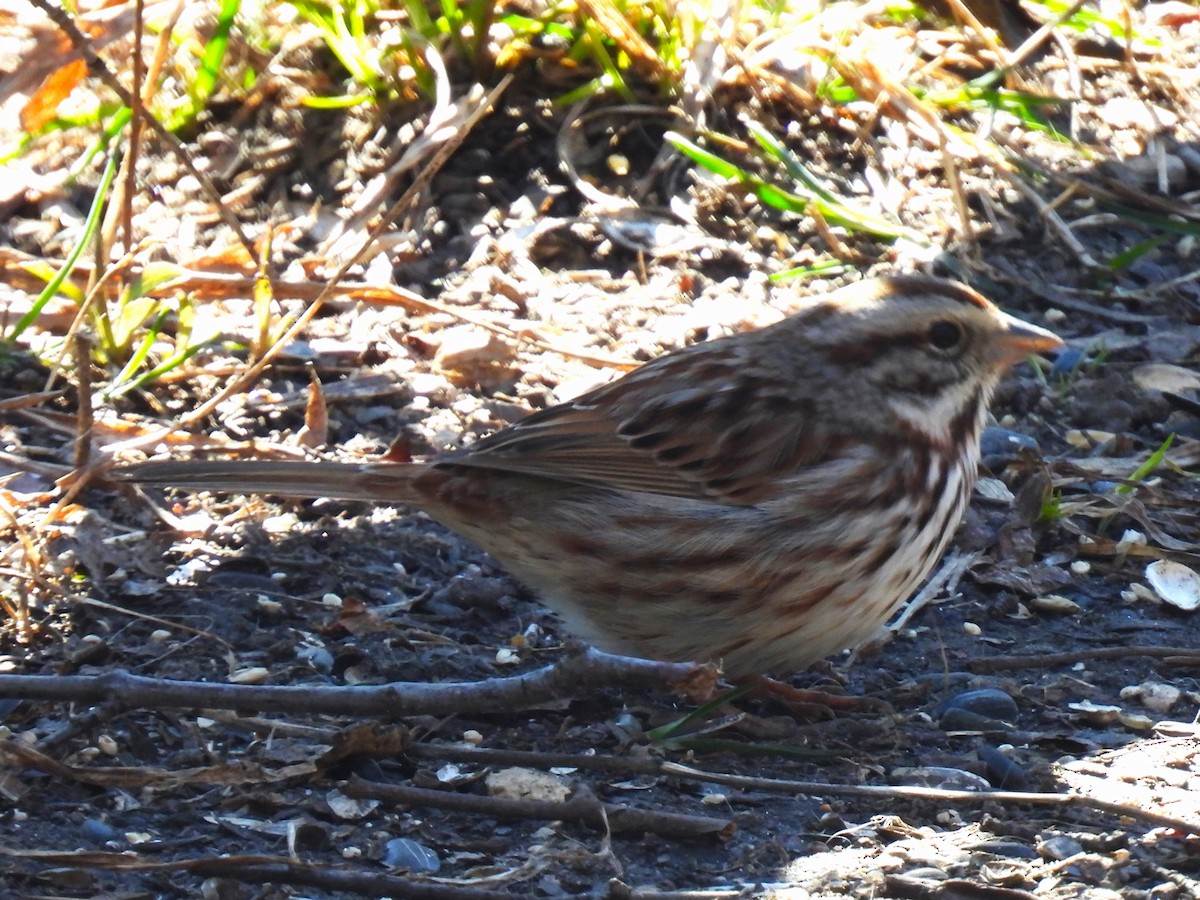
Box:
440, 347, 836, 506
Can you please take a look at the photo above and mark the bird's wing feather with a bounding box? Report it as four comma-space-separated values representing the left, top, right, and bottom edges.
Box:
441, 345, 834, 505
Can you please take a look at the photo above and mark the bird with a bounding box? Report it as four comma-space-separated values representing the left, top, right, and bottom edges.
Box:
114, 276, 1062, 679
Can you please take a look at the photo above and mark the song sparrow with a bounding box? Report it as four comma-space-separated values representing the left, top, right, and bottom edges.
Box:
117, 276, 1062, 677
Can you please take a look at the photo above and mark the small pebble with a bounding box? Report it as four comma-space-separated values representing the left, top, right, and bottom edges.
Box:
1129, 583, 1159, 603
1121, 681, 1181, 712
971, 840, 1038, 859
1116, 530, 1147, 551
934, 689, 1018, 727
980, 427, 1040, 468
297, 646, 334, 674
1118, 710, 1155, 731
892, 766, 991, 791
962, 622, 982, 636
383, 837, 440, 873
229, 667, 269, 685
1050, 347, 1086, 377
1068, 700, 1122, 725
902, 867, 950, 882
938, 708, 1006, 731
1069, 561, 1091, 576
1031, 594, 1081, 615
1037, 834, 1084, 861
978, 745, 1028, 790
81, 818, 120, 844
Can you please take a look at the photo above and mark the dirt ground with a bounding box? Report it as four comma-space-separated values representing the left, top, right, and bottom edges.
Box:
1, 2, 1200, 898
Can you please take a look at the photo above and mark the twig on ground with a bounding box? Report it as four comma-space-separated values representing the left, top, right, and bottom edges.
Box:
343, 776, 735, 842
970, 645, 1200, 672
656, 761, 1200, 836
0, 850, 517, 900
0, 647, 717, 717
1007, 0, 1088, 70
399, 742, 1200, 835
889, 549, 979, 633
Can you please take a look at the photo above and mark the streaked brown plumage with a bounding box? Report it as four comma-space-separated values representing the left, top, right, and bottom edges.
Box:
116, 276, 1062, 676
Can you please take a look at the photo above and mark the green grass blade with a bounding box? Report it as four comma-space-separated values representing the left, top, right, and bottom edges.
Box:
106, 308, 170, 396
5, 148, 120, 344
108, 340, 212, 399
745, 121, 840, 204
1116, 434, 1174, 494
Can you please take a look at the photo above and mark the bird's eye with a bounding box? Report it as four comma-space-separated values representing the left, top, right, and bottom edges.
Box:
928, 320, 963, 351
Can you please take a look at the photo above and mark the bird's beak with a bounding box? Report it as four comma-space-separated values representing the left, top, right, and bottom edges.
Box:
992, 312, 1064, 365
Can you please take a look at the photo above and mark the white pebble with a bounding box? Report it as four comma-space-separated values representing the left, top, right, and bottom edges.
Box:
962, 622, 982, 636
1031, 594, 1081, 615
230, 666, 270, 685
256, 597, 282, 614
1121, 681, 1181, 713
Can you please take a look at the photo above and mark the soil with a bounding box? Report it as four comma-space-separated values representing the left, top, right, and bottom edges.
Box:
1, 3, 1199, 898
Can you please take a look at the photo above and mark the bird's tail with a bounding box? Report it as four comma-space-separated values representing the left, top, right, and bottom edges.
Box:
112, 458, 423, 504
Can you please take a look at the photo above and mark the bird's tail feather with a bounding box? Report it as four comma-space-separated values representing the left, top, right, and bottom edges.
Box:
113, 459, 422, 504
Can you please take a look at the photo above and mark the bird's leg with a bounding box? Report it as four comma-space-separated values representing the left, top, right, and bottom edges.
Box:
735, 674, 894, 718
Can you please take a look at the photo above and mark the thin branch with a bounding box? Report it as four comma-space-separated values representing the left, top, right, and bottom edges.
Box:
0, 648, 716, 718
656, 761, 1200, 836
970, 645, 1200, 673
0, 850, 516, 900
343, 776, 735, 841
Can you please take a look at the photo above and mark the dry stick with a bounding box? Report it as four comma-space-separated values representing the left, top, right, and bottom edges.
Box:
342, 776, 735, 842
0, 851, 516, 900
0, 391, 65, 412
0, 647, 715, 718
656, 761, 1200, 836
71, 331, 94, 470
27, 0, 255, 259
121, 0, 145, 257
970, 646, 1200, 673
10, 685, 1196, 837
995, 168, 1100, 268
397, 742, 1200, 836
1005, 0, 1089, 70
888, 549, 979, 634
940, 0, 1021, 89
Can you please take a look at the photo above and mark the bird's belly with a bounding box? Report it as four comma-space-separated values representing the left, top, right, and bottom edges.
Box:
440, 460, 971, 677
